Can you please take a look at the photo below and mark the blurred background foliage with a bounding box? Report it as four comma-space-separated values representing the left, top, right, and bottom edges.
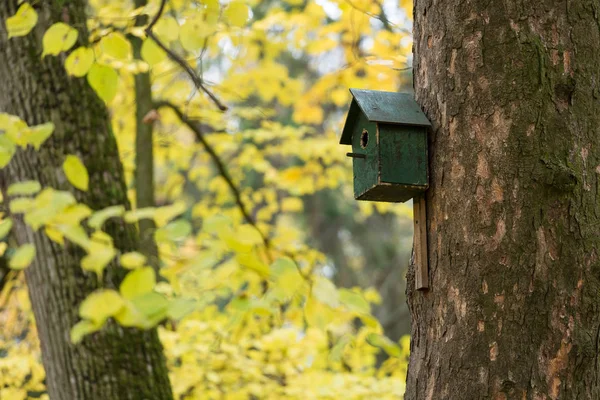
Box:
0, 0, 415, 397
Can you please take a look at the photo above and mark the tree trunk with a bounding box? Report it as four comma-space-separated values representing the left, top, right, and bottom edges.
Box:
406, 0, 600, 398
0, 1, 173, 399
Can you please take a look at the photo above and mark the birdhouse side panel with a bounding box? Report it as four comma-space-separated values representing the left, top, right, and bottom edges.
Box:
351, 113, 379, 198
379, 124, 428, 187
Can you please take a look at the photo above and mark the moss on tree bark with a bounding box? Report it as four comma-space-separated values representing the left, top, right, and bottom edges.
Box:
0, 1, 173, 399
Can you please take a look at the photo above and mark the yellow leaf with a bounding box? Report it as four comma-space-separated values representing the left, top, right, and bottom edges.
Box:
154, 201, 186, 227
7, 180, 41, 196
124, 207, 156, 223
120, 252, 147, 269
42, 22, 78, 57
120, 267, 156, 300
6, 3, 38, 38
236, 252, 270, 278
281, 197, 303, 212
9, 243, 35, 270
224, 1, 249, 28
70, 320, 101, 344
88, 205, 125, 229
65, 47, 95, 77
221, 231, 253, 253
27, 122, 55, 150
236, 224, 264, 245
80, 242, 116, 276
0, 219, 12, 240
0, 136, 16, 168
114, 301, 148, 327
44, 226, 64, 245
63, 154, 89, 191
154, 16, 179, 42
180, 15, 217, 52
79, 289, 124, 325
87, 63, 119, 103
304, 296, 332, 329
53, 204, 92, 225
59, 224, 91, 249
0, 242, 7, 257
99, 31, 131, 61
141, 38, 166, 66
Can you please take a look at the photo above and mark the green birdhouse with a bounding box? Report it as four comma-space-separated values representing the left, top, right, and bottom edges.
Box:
340, 89, 431, 203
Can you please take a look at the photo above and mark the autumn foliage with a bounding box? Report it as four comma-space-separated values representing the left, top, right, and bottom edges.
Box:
0, 0, 413, 398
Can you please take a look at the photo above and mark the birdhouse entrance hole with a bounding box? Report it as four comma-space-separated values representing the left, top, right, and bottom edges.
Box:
360, 129, 369, 149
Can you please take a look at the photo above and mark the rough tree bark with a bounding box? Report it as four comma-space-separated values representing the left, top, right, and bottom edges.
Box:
406, 0, 600, 398
0, 1, 173, 399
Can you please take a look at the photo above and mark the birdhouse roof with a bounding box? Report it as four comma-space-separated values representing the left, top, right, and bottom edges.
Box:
340, 89, 431, 145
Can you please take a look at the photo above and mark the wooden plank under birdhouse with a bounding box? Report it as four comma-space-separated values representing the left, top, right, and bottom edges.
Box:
413, 194, 428, 290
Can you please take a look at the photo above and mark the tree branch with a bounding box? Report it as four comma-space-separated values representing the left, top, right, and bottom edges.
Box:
145, 0, 228, 111
154, 100, 271, 260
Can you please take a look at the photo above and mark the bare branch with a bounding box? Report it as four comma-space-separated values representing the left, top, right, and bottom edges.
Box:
146, 0, 228, 111
154, 100, 271, 260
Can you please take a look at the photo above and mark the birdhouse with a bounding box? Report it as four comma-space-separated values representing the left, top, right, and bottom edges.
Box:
340, 89, 431, 203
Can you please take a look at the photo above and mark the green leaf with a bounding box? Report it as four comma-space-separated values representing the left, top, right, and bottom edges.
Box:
87, 63, 119, 104
70, 320, 101, 344
155, 219, 191, 242
0, 219, 13, 240
329, 334, 351, 362
88, 205, 125, 229
339, 289, 370, 314
131, 292, 169, 324
63, 154, 89, 191
365, 333, 402, 358
120, 267, 156, 300
167, 298, 197, 320
9, 197, 34, 213
9, 244, 35, 270
42, 22, 78, 57
270, 257, 304, 300
0, 135, 16, 168
7, 180, 41, 196
99, 31, 131, 60
6, 3, 38, 38
65, 47, 95, 77
312, 276, 339, 308
141, 38, 166, 66
79, 289, 124, 325
27, 122, 54, 150
203, 215, 232, 234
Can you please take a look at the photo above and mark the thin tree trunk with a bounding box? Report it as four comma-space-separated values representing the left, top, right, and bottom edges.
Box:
406, 0, 600, 398
131, 0, 159, 271
0, 1, 173, 399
